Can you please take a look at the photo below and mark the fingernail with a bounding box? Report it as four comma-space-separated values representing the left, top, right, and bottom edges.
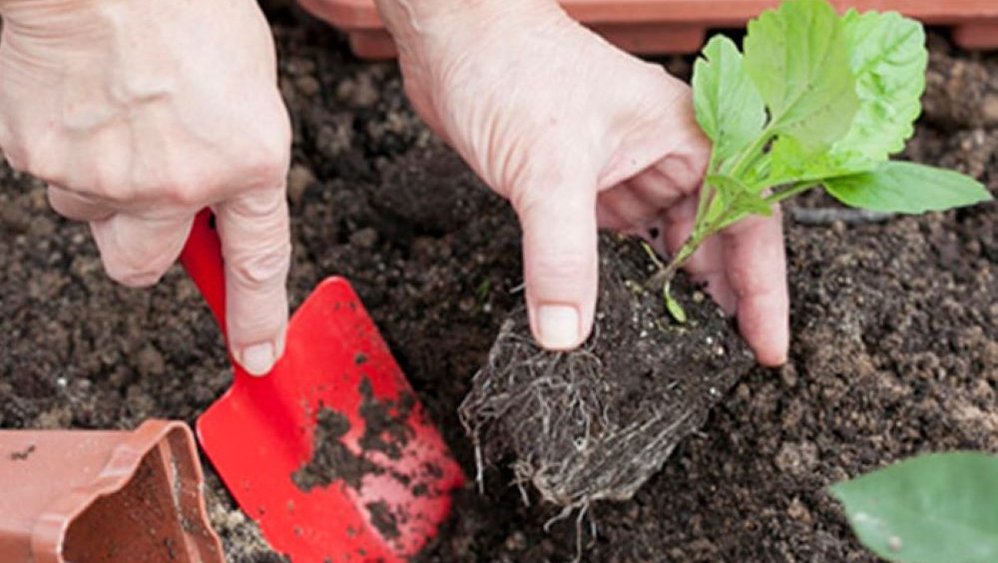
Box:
537, 304, 580, 350
238, 342, 277, 376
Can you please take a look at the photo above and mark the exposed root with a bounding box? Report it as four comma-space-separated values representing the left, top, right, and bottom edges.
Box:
460, 303, 716, 507
459, 235, 755, 562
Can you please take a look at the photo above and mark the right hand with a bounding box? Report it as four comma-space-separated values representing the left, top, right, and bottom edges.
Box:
372, 0, 789, 365
0, 0, 293, 375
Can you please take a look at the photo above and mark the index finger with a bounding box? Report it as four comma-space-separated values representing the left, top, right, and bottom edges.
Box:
214, 188, 291, 376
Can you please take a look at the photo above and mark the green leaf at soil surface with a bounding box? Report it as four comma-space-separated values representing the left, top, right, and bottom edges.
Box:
830, 452, 998, 563
743, 0, 859, 149
829, 10, 927, 165
824, 161, 993, 213
664, 289, 687, 323
693, 35, 766, 168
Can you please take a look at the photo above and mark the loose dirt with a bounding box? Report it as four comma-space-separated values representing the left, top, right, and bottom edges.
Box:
0, 11, 994, 562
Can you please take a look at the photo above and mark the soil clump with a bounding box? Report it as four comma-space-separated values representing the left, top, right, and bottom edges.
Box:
461, 235, 753, 508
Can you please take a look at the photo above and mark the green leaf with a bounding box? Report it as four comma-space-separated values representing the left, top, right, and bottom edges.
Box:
743, 0, 859, 149
693, 35, 766, 167
830, 10, 927, 163
768, 135, 873, 186
664, 289, 687, 323
830, 452, 998, 563
824, 161, 993, 213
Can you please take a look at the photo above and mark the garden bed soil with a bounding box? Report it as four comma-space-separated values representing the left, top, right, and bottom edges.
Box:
1, 10, 995, 563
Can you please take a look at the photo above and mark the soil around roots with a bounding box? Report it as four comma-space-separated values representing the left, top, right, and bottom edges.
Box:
460, 235, 754, 508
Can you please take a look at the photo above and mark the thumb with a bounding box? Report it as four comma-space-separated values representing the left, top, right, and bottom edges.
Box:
214, 189, 291, 376
513, 172, 599, 351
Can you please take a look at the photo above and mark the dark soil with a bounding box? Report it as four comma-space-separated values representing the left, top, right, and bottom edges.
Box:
1, 10, 995, 563
292, 407, 379, 492
460, 235, 754, 509
291, 377, 420, 494
357, 379, 416, 461
367, 500, 402, 541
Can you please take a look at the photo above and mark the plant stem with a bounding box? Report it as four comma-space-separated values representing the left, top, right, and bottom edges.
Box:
647, 229, 705, 290
648, 137, 818, 293
693, 181, 715, 230
710, 181, 819, 232
649, 180, 817, 290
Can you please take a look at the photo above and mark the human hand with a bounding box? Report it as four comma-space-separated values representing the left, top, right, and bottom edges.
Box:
374, 0, 789, 365
0, 0, 292, 375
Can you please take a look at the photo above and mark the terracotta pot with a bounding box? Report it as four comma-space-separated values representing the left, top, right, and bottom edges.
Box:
0, 420, 223, 563
298, 0, 998, 59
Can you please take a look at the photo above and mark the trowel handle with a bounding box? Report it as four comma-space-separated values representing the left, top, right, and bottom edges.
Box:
179, 209, 228, 336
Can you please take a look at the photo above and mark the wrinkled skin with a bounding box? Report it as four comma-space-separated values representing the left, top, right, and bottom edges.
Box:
365, 0, 789, 364
0, 0, 292, 375
0, 0, 789, 371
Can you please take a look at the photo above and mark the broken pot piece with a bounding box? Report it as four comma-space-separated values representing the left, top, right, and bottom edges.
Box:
0, 419, 223, 563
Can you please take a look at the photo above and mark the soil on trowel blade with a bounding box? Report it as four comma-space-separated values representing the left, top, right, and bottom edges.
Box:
292, 407, 383, 492
292, 376, 416, 493
358, 378, 416, 461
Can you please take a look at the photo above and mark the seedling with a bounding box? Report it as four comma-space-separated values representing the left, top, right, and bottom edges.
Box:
460, 0, 994, 542
658, 0, 992, 319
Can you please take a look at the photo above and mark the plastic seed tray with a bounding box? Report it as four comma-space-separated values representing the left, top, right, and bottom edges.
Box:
300, 0, 998, 59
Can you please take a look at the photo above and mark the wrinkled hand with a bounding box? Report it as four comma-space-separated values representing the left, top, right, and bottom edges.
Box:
378, 0, 788, 364
0, 0, 292, 375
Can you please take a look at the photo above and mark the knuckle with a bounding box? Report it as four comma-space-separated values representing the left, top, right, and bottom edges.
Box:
137, 172, 206, 207
529, 252, 593, 286
240, 117, 292, 188
89, 173, 127, 202
508, 170, 567, 216
127, 159, 209, 206
101, 257, 165, 288
96, 231, 173, 288
230, 243, 291, 288
2, 143, 28, 171
16, 144, 52, 181
164, 182, 205, 207
241, 144, 290, 190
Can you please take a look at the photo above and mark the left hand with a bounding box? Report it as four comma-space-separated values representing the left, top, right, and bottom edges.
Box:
0, 0, 293, 375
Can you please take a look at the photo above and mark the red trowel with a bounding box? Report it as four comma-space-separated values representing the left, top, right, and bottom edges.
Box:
179, 210, 463, 562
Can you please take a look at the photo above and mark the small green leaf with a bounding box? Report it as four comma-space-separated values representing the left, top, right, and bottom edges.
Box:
824, 161, 993, 213
830, 10, 927, 163
743, 0, 859, 149
664, 287, 687, 323
693, 35, 766, 168
830, 452, 998, 563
